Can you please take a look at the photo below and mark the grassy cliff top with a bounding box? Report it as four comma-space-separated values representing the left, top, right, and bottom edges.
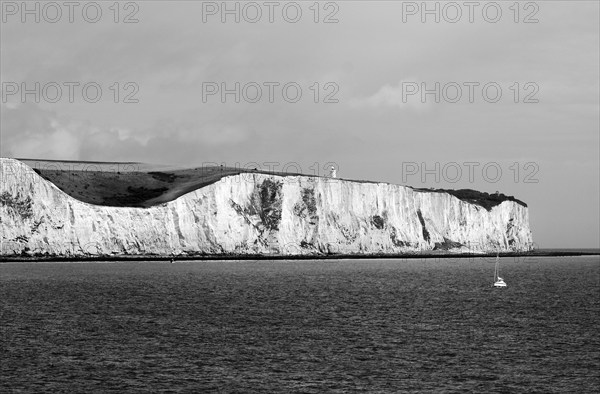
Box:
17, 158, 301, 208
15, 159, 527, 210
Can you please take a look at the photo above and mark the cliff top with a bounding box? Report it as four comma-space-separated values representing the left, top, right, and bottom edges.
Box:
7, 158, 527, 210
412, 187, 527, 210
14, 158, 298, 208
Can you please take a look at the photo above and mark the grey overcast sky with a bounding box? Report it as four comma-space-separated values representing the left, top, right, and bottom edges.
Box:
1, 1, 598, 248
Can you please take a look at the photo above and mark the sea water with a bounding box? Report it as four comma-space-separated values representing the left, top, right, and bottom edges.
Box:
1, 257, 599, 393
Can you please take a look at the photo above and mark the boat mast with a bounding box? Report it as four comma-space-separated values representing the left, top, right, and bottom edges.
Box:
494, 259, 497, 282
494, 251, 499, 282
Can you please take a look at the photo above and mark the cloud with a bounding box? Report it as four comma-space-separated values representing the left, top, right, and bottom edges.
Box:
349, 80, 431, 112
0, 102, 252, 164
1, 103, 77, 159
363, 83, 408, 109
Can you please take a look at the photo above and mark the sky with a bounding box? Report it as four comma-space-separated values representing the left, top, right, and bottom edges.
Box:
1, 0, 598, 248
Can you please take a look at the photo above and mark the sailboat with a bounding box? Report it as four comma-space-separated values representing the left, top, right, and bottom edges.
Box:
493, 253, 507, 287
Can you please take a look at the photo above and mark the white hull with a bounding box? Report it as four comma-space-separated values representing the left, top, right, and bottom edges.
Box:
493, 255, 507, 287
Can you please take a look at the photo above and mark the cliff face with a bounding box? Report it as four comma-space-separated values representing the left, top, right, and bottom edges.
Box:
0, 158, 533, 257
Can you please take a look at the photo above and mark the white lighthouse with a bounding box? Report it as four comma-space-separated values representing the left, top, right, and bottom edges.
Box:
329, 166, 337, 178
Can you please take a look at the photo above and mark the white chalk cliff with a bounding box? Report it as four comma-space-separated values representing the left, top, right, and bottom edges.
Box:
0, 158, 533, 257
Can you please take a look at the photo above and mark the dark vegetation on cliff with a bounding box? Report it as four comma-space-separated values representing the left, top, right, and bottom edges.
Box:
433, 237, 464, 250
293, 188, 318, 223
18, 159, 526, 210
0, 191, 33, 220
416, 210, 431, 243
251, 179, 283, 231
413, 187, 527, 210
371, 215, 385, 230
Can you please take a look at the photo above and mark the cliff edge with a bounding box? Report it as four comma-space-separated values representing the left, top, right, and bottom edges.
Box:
0, 158, 533, 257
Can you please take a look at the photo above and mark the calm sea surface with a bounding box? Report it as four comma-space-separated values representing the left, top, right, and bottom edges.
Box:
1, 257, 599, 393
